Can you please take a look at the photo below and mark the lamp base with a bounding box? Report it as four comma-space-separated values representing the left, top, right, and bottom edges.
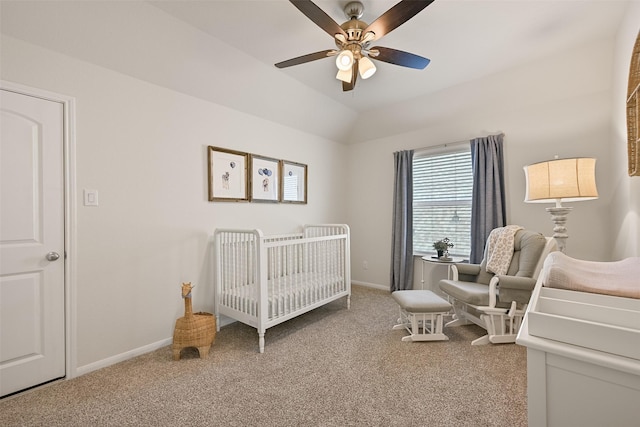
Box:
545, 206, 572, 253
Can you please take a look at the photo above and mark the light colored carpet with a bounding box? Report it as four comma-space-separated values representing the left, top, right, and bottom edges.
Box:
0, 285, 528, 426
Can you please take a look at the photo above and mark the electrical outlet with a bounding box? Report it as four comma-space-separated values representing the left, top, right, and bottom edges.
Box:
363, 261, 369, 270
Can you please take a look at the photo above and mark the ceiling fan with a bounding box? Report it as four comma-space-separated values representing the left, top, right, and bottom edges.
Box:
275, 0, 434, 92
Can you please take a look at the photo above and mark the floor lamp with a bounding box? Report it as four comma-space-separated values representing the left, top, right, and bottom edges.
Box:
523, 157, 598, 253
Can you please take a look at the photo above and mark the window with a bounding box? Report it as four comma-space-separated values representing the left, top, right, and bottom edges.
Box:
413, 147, 473, 257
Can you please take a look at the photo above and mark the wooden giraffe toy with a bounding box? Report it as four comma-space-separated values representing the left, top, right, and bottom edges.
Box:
172, 282, 216, 360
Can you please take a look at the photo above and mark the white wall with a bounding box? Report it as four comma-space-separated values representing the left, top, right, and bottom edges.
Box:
347, 38, 616, 289
611, 1, 640, 259
1, 35, 348, 369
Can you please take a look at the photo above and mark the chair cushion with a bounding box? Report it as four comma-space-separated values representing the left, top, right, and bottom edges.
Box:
439, 280, 490, 306
439, 280, 511, 308
475, 230, 546, 282
508, 230, 546, 277
392, 290, 452, 313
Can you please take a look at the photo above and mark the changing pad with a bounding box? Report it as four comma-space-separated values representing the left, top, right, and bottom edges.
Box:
541, 251, 640, 299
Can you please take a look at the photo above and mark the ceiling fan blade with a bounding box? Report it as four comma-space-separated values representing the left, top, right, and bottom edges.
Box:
275, 49, 336, 68
290, 0, 348, 39
364, 0, 434, 41
370, 46, 430, 69
342, 60, 359, 92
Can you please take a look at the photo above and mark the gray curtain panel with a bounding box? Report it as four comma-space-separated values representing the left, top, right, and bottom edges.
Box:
470, 134, 506, 264
390, 150, 414, 292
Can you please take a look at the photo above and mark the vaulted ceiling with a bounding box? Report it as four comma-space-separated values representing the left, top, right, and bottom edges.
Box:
1, 1, 630, 143
151, 0, 627, 112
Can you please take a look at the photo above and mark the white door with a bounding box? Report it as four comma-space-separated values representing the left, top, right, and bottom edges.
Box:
0, 88, 66, 397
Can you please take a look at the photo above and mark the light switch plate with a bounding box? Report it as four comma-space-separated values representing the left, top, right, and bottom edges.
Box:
84, 189, 99, 206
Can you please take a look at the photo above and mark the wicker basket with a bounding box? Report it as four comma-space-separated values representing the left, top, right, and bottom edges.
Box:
172, 312, 216, 360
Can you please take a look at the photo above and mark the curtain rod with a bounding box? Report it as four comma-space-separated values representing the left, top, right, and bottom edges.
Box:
413, 139, 468, 155
413, 133, 505, 153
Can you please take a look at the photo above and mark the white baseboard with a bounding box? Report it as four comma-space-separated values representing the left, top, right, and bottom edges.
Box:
75, 315, 237, 378
218, 316, 236, 328
76, 337, 172, 377
352, 280, 389, 291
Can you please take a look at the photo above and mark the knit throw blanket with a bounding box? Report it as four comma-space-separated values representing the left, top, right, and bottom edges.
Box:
485, 225, 523, 275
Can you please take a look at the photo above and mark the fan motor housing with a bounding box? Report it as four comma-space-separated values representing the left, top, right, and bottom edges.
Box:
340, 19, 367, 41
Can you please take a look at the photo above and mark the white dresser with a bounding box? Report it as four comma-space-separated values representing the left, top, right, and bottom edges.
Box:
517, 282, 640, 427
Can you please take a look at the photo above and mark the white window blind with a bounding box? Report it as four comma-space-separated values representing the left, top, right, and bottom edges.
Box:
413, 148, 473, 257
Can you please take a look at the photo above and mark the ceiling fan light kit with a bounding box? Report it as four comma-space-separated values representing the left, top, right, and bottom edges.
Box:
336, 68, 353, 83
276, 0, 434, 92
358, 56, 376, 79
335, 49, 354, 71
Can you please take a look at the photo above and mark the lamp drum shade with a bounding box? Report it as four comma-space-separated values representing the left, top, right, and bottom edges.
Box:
524, 158, 598, 203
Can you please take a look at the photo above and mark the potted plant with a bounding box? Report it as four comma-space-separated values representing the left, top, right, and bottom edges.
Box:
433, 237, 454, 258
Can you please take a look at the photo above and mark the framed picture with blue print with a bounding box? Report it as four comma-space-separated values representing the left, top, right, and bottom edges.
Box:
250, 154, 280, 202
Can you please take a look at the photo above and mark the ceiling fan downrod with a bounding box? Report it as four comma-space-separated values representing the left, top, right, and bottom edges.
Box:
343, 1, 364, 20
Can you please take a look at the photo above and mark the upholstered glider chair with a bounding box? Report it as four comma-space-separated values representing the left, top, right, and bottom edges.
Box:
439, 227, 556, 345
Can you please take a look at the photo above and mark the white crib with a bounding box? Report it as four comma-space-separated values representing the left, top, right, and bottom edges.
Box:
214, 224, 351, 353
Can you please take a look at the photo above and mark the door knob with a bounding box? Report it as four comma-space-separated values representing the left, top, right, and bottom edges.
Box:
46, 252, 60, 261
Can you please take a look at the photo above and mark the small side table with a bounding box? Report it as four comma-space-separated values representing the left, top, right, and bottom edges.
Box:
420, 256, 465, 290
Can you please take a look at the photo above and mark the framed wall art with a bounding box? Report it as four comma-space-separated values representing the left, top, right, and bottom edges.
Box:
280, 160, 307, 204
250, 154, 280, 202
208, 146, 249, 202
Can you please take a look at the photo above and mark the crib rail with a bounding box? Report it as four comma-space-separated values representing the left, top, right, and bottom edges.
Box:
214, 229, 261, 325
303, 224, 350, 238
214, 225, 351, 352
264, 233, 349, 319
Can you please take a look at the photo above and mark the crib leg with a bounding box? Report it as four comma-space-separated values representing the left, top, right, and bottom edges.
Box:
347, 295, 351, 310
216, 315, 220, 332
258, 332, 265, 354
